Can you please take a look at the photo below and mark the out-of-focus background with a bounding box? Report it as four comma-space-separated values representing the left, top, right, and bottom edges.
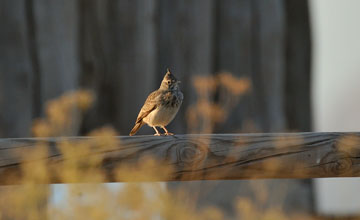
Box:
0, 0, 312, 137
0, 0, 359, 218
311, 0, 360, 216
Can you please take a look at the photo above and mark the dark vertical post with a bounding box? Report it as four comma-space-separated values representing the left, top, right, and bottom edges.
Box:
0, 0, 34, 138
32, 0, 80, 107
214, 0, 255, 133
284, 0, 312, 131
157, 0, 216, 133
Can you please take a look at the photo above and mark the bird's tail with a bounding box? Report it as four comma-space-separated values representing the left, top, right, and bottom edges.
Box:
129, 121, 144, 136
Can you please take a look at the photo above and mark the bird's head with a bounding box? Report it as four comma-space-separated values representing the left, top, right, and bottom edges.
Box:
160, 68, 181, 90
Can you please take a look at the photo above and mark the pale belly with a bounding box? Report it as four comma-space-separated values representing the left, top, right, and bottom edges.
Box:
143, 105, 180, 127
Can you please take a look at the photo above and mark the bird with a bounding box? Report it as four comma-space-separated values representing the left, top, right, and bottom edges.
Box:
129, 68, 183, 136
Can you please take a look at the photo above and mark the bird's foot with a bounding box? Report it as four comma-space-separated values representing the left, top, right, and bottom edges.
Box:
154, 133, 161, 136
164, 132, 174, 136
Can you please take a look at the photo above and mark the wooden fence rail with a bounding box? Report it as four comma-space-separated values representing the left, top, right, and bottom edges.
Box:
1, 132, 360, 185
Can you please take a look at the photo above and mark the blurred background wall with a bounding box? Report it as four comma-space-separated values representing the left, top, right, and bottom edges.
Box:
0, 0, 312, 137
0, 0, 318, 218
311, 0, 360, 216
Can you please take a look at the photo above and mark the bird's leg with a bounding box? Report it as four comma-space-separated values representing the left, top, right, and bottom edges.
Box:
162, 126, 174, 136
153, 126, 161, 136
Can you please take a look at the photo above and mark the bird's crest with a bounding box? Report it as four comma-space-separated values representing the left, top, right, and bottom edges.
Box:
163, 68, 177, 81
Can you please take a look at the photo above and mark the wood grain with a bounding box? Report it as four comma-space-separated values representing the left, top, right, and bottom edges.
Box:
1, 132, 360, 184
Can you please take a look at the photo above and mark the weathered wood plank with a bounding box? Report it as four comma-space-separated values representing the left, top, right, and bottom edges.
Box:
214, 0, 254, 133
32, 0, 81, 136
157, 0, 215, 133
284, 0, 312, 131
0, 0, 34, 137
111, 0, 158, 135
78, 0, 114, 133
78, 0, 159, 135
252, 0, 286, 132
1, 132, 360, 184
33, 0, 80, 102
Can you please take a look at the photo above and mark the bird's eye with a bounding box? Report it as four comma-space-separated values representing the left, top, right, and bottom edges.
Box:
167, 81, 171, 84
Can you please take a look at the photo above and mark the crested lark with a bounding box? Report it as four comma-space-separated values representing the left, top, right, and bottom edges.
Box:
129, 69, 183, 136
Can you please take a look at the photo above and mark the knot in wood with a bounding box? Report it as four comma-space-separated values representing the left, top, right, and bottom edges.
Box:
320, 151, 352, 176
176, 141, 207, 166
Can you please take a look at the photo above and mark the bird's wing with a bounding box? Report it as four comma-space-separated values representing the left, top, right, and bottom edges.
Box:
135, 90, 161, 124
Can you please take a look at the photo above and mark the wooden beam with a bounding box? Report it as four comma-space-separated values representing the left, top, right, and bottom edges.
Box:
1, 132, 360, 184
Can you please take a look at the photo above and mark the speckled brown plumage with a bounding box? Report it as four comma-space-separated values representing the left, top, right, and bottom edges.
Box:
130, 69, 183, 136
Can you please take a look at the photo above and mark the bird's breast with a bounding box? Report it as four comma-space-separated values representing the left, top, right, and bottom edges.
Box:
143, 89, 183, 127
144, 104, 181, 127
161, 90, 183, 108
